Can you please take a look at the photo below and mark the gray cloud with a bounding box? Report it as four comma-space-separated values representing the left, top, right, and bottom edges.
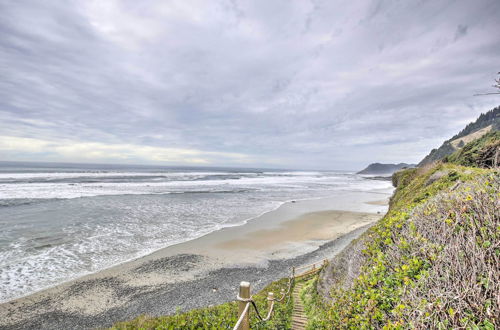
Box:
0, 0, 499, 170
454, 24, 468, 41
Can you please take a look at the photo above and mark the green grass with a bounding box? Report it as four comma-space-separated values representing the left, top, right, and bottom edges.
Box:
297, 276, 329, 329
111, 277, 293, 329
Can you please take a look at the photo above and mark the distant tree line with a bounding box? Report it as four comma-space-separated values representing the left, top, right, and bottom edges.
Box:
475, 72, 500, 95
449, 106, 500, 141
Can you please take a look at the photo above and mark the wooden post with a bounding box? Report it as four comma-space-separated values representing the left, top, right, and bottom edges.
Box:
323, 259, 327, 267
238, 282, 250, 330
495, 147, 499, 168
292, 267, 295, 278
267, 292, 274, 316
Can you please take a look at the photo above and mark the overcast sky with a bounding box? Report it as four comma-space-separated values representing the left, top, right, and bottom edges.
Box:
1, 0, 499, 170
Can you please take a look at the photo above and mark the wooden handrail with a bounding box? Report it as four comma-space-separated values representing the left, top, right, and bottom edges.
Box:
294, 259, 327, 271
233, 259, 328, 329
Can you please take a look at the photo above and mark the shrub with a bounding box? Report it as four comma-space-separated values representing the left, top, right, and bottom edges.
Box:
447, 131, 500, 168
313, 164, 498, 328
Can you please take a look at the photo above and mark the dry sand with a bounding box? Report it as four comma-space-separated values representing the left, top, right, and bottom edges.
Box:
0, 193, 390, 329
217, 210, 379, 251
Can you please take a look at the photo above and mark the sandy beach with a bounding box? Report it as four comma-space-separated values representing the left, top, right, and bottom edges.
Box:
0, 192, 390, 329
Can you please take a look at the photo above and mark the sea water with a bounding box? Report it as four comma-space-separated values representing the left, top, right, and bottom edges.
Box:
0, 161, 392, 302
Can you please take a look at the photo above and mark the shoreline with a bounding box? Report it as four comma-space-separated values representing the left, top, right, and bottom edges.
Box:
0, 190, 391, 329
1, 189, 391, 304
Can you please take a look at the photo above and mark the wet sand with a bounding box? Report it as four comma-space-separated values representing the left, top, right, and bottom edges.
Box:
0, 191, 391, 329
365, 198, 390, 206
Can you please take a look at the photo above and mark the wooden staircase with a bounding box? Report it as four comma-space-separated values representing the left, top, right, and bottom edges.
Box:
291, 282, 308, 329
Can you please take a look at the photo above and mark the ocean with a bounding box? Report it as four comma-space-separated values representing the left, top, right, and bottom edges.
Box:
0, 161, 392, 302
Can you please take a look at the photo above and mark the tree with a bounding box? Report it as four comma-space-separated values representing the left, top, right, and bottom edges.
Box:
474, 72, 500, 96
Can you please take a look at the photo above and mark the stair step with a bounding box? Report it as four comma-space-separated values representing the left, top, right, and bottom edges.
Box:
292, 282, 309, 330
292, 321, 307, 326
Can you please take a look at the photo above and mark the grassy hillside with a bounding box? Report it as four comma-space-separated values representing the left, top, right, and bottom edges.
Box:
419, 106, 499, 166
445, 130, 500, 168
307, 137, 499, 328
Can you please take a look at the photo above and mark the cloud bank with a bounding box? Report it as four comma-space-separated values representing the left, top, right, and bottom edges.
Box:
1, 0, 499, 169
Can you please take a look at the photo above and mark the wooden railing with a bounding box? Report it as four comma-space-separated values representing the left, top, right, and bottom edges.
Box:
233, 259, 327, 330
293, 259, 328, 279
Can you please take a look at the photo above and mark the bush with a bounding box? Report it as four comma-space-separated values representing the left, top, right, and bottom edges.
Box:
312, 163, 498, 328
447, 131, 500, 168
396, 175, 499, 328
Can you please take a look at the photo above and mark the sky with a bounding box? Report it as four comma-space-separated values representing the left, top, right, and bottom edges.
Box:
0, 0, 499, 170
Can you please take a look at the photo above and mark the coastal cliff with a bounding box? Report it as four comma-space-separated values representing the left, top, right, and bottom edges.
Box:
310, 130, 499, 328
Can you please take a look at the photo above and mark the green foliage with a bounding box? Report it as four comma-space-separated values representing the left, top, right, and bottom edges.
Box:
419, 106, 499, 166
445, 130, 500, 168
294, 277, 329, 329
306, 162, 499, 328
449, 106, 500, 142
394, 174, 499, 328
111, 278, 293, 329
